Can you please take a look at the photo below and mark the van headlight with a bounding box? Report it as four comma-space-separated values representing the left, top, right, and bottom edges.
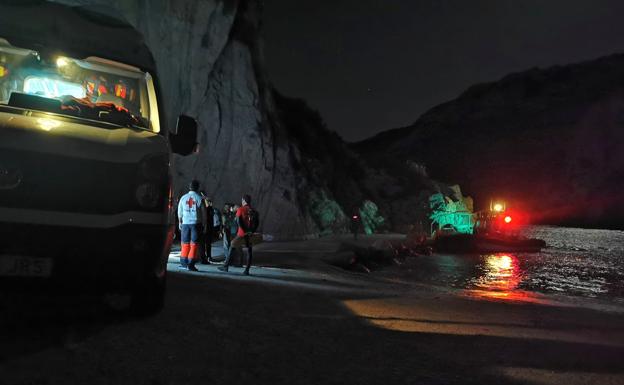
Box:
136, 183, 161, 209
138, 153, 169, 182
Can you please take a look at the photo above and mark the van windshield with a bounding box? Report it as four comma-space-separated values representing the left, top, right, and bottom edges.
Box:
0, 41, 156, 130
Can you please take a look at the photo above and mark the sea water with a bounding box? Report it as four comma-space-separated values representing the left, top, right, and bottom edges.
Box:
515, 226, 624, 301
392, 226, 624, 304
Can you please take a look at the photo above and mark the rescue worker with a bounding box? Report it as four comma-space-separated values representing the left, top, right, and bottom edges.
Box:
219, 194, 259, 275
177, 180, 207, 271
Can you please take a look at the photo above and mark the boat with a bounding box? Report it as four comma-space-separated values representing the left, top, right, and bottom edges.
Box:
432, 233, 545, 253
474, 234, 546, 253
427, 194, 546, 253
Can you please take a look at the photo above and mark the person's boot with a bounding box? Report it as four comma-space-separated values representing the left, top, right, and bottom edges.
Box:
180, 243, 190, 268
187, 243, 199, 271
243, 247, 252, 275
200, 256, 210, 265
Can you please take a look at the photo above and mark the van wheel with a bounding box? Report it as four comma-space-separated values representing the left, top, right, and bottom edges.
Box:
129, 272, 166, 317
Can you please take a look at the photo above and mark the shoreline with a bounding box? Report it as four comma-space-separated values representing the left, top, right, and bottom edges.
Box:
171, 233, 624, 315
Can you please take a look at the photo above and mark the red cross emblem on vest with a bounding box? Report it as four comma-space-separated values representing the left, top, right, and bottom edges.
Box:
186, 197, 195, 209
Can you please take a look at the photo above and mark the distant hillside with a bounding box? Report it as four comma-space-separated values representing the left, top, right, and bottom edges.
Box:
273, 90, 460, 234
354, 53, 624, 229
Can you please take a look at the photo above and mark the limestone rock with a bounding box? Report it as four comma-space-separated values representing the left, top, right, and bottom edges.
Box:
51, 0, 315, 237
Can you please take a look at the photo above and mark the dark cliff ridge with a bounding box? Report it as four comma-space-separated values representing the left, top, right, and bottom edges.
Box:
355, 53, 624, 229
272, 90, 457, 234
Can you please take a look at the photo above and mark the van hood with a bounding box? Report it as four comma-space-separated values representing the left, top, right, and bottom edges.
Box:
0, 110, 170, 219
0, 110, 167, 163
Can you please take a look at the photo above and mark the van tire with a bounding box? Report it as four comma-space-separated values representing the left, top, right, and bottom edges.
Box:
129, 272, 166, 317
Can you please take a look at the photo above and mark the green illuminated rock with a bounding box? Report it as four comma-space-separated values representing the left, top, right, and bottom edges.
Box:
429, 186, 474, 235
359, 200, 385, 235
307, 190, 347, 236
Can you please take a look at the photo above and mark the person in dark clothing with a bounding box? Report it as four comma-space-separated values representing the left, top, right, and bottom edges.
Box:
229, 203, 243, 266
219, 194, 259, 275
350, 209, 361, 240
210, 198, 222, 250
199, 193, 221, 264
221, 203, 235, 264
198, 192, 211, 264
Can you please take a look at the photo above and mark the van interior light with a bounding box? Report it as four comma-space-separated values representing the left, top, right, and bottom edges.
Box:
56, 56, 69, 67
24, 76, 85, 99
493, 203, 504, 212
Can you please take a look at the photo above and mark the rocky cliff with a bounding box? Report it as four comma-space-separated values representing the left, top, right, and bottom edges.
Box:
355, 54, 624, 229
51, 0, 323, 238
43, 0, 492, 236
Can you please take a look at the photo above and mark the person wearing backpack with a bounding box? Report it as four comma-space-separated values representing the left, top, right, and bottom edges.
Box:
219, 194, 259, 275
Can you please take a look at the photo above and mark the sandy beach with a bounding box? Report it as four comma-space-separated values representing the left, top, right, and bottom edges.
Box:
1, 235, 623, 385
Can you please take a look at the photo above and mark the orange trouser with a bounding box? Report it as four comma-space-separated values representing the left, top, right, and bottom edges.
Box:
180, 242, 198, 260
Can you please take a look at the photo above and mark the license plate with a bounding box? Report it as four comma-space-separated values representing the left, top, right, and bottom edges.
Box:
0, 255, 53, 277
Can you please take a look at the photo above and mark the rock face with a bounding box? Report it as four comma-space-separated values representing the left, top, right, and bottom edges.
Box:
271, 90, 450, 235
356, 54, 624, 229
51, 0, 316, 238
42, 0, 490, 236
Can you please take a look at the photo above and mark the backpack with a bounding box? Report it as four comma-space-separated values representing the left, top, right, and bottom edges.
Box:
243, 207, 260, 233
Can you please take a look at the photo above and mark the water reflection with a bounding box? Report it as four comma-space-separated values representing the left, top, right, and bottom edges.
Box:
475, 254, 518, 291
390, 226, 623, 302
468, 254, 537, 302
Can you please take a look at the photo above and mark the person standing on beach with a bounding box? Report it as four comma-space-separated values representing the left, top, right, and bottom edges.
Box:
199, 193, 221, 264
219, 194, 259, 275
178, 180, 207, 271
221, 203, 235, 265
229, 203, 242, 266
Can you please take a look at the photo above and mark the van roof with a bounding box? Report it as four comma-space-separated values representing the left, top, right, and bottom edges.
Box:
0, 1, 156, 73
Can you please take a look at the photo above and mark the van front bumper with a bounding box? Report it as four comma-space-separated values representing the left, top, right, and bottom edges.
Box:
0, 221, 173, 293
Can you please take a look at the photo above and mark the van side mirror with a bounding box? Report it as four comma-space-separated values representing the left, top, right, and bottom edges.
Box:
170, 115, 198, 156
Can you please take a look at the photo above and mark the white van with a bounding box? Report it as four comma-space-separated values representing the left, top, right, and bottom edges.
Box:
0, 3, 197, 314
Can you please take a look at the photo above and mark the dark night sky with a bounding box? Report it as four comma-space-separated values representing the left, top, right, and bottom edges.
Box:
263, 1, 624, 142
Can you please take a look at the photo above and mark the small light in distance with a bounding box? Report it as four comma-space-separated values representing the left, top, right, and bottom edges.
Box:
493, 203, 504, 212
504, 216, 512, 223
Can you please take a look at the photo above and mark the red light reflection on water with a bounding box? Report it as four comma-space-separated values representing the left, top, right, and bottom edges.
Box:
467, 254, 540, 302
